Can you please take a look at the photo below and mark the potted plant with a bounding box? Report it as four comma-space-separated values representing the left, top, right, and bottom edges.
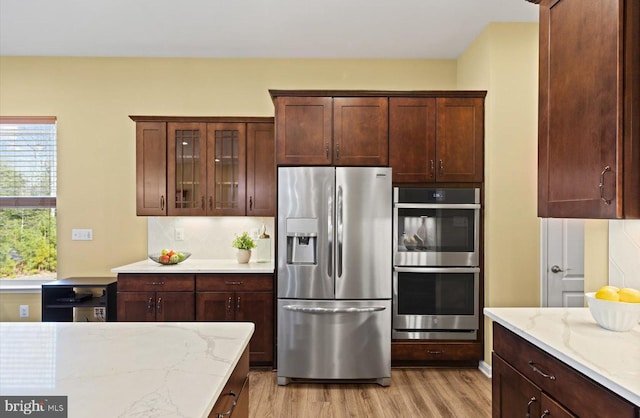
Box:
232, 232, 256, 264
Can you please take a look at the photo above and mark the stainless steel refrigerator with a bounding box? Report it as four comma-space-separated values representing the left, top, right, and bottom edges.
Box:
277, 166, 392, 386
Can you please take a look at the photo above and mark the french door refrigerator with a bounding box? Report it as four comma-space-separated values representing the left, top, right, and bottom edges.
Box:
277, 166, 392, 386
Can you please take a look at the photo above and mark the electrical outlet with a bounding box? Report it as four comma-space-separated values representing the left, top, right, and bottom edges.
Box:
19, 305, 29, 318
72, 228, 93, 241
93, 307, 106, 320
175, 228, 185, 241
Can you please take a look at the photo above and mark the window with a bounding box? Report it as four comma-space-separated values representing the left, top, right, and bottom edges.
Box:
0, 117, 57, 279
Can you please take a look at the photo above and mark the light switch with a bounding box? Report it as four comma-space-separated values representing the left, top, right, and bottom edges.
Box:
175, 228, 185, 241
72, 229, 93, 241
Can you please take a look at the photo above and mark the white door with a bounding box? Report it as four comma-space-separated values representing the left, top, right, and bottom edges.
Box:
541, 218, 585, 307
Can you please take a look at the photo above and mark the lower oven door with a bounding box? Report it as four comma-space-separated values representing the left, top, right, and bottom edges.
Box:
393, 267, 479, 340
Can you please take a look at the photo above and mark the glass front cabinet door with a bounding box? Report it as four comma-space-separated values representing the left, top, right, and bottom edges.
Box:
207, 123, 246, 216
167, 122, 246, 216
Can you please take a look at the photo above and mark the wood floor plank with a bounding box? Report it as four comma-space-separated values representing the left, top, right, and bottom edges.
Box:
248, 368, 491, 418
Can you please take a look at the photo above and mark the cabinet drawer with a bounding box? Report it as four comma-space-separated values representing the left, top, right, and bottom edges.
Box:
209, 345, 249, 418
392, 341, 482, 363
117, 273, 195, 292
196, 274, 273, 292
493, 323, 636, 418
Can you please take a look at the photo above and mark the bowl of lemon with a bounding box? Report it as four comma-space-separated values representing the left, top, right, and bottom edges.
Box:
585, 286, 640, 332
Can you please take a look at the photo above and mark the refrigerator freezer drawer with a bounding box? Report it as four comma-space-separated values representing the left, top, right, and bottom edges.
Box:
277, 299, 391, 386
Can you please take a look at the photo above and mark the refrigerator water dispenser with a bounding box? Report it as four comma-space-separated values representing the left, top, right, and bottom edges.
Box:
286, 218, 318, 265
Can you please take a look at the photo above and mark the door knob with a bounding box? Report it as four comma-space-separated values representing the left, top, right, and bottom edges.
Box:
550, 265, 563, 273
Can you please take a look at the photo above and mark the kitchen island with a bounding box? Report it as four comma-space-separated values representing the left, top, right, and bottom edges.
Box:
485, 307, 639, 416
0, 321, 253, 418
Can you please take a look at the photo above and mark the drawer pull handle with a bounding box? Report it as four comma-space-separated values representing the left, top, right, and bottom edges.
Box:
526, 397, 537, 418
147, 297, 154, 312
427, 350, 443, 355
216, 391, 237, 418
156, 297, 162, 313
224, 281, 242, 285
540, 410, 550, 418
227, 297, 232, 314
528, 361, 556, 380
145, 281, 165, 286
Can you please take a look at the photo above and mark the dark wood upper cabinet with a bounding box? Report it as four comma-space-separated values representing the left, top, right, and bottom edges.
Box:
246, 123, 276, 216
167, 122, 208, 216
272, 94, 388, 166
131, 116, 274, 217
274, 97, 332, 165
537, 0, 640, 218
333, 97, 388, 166
206, 122, 247, 216
436, 97, 484, 183
389, 96, 484, 183
135, 121, 167, 216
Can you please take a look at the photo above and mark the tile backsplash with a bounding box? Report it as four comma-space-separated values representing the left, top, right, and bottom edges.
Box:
609, 220, 640, 290
148, 217, 275, 260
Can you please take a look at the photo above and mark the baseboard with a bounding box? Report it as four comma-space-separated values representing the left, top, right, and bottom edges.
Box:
478, 360, 492, 378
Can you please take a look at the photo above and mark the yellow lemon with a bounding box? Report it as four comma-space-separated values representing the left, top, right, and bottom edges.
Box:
595, 286, 620, 301
618, 288, 640, 303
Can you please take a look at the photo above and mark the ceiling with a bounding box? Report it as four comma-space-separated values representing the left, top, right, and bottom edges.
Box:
0, 0, 538, 59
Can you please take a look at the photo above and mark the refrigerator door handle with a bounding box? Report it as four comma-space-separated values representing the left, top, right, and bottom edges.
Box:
282, 305, 387, 314
327, 183, 333, 277
337, 184, 343, 278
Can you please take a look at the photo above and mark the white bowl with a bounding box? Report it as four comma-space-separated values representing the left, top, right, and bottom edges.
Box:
585, 292, 640, 332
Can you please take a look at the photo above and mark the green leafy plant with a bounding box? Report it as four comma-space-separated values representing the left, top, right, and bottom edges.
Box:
232, 232, 255, 250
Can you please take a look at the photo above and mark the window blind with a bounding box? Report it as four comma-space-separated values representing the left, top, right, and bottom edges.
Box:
0, 117, 57, 208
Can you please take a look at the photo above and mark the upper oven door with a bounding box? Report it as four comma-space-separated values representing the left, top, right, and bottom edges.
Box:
394, 201, 480, 267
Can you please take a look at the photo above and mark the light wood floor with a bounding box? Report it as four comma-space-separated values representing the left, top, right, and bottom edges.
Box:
249, 368, 491, 418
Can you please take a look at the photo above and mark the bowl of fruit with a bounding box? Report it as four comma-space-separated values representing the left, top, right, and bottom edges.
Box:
585, 286, 640, 332
149, 250, 191, 265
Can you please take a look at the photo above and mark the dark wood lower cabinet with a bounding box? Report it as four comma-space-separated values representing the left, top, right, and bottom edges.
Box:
196, 274, 274, 367
117, 272, 274, 368
492, 323, 637, 418
391, 341, 482, 366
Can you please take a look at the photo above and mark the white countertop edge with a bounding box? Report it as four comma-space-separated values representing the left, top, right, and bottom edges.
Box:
484, 308, 640, 406
111, 258, 275, 274
199, 322, 254, 418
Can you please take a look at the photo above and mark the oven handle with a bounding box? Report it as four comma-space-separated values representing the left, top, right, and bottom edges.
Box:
395, 203, 480, 210
283, 305, 387, 314
394, 267, 480, 273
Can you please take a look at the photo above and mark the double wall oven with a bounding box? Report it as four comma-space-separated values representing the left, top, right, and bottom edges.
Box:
392, 187, 481, 340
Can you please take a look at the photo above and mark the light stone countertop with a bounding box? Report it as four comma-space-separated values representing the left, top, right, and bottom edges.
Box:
111, 258, 275, 274
0, 321, 254, 418
484, 307, 640, 406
